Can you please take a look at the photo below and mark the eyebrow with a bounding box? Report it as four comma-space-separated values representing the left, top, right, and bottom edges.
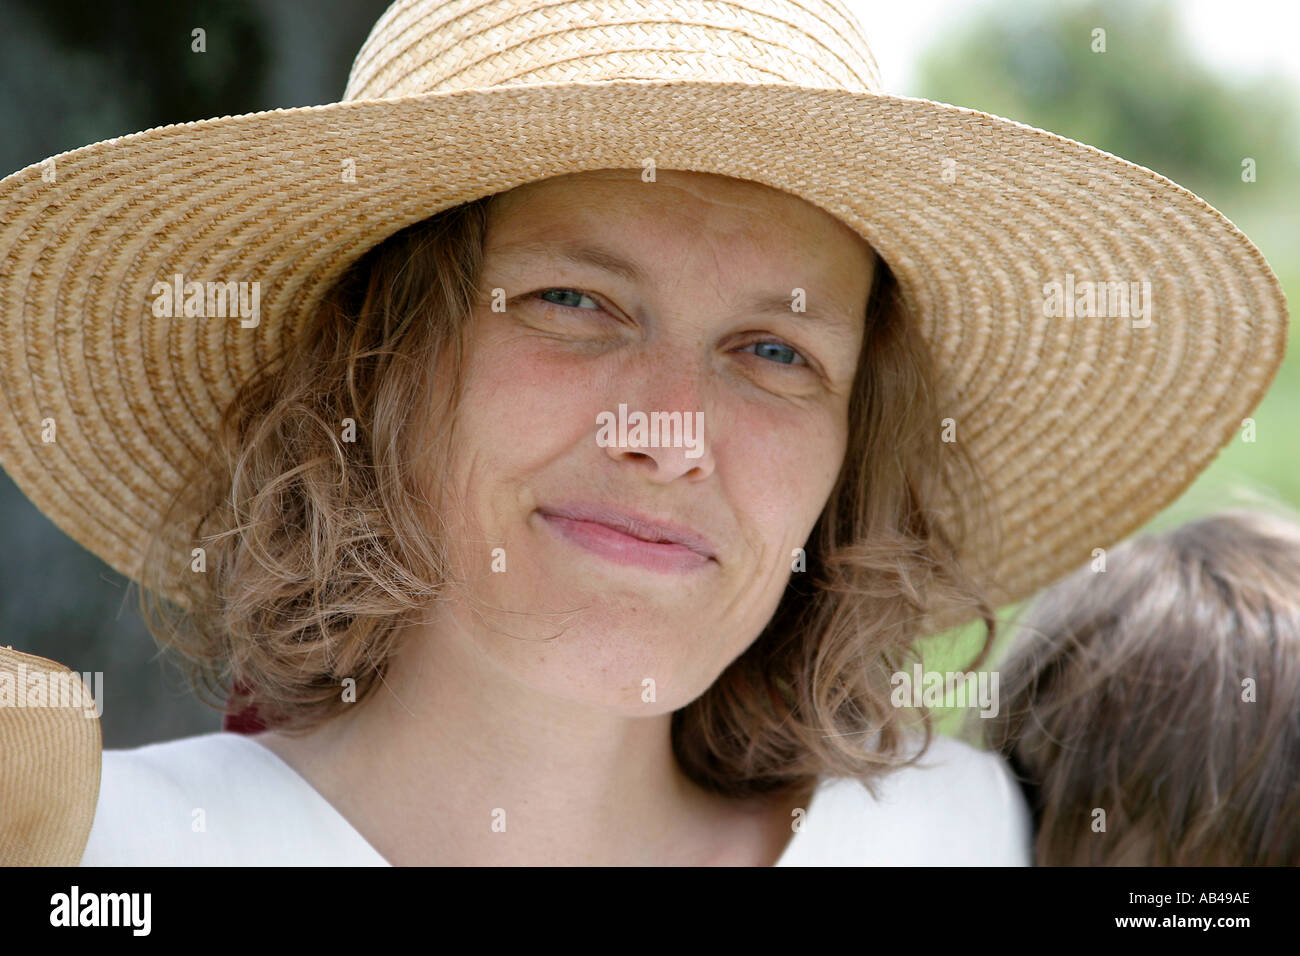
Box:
491, 239, 862, 328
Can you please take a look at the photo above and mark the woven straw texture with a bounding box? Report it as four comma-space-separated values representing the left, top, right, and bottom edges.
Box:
0, 646, 102, 865
0, 0, 1289, 635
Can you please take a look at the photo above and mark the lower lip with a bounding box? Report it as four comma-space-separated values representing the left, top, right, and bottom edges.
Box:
538, 512, 714, 573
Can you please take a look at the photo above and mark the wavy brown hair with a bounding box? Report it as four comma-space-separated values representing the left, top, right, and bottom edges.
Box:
139, 181, 1001, 800
977, 507, 1300, 864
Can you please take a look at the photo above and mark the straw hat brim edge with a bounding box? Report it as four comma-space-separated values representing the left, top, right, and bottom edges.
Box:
0, 78, 1289, 631
0, 645, 102, 866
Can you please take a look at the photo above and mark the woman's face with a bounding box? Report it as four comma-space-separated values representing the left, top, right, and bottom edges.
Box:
435, 168, 874, 713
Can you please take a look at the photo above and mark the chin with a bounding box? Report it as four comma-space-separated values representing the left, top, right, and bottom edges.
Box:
479, 617, 719, 716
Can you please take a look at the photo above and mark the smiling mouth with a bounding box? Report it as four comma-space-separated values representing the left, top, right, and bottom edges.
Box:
535, 507, 717, 574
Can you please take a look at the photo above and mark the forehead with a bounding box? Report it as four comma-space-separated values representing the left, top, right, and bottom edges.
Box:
485, 168, 875, 303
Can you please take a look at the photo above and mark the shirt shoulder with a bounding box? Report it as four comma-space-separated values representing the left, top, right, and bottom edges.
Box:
777, 732, 1035, 866
79, 732, 388, 866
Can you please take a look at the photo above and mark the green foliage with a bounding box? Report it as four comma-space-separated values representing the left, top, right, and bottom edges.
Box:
917, 0, 1298, 279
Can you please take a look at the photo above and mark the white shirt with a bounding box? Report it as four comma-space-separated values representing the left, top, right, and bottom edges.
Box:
80, 730, 1033, 865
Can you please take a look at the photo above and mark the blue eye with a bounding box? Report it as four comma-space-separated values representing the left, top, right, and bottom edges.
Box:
532, 290, 808, 369
537, 288, 600, 310
743, 340, 807, 366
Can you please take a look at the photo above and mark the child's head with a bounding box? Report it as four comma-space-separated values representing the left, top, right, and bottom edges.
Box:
979, 507, 1300, 865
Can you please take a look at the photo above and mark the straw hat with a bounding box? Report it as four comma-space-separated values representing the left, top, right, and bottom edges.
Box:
0, 646, 101, 865
0, 0, 1289, 642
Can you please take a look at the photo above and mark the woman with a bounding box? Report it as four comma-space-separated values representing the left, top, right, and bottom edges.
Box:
0, 0, 1287, 866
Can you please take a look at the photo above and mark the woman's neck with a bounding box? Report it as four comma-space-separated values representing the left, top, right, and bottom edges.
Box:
253, 611, 808, 865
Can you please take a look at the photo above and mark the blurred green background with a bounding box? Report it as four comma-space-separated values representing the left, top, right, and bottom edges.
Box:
0, 0, 1294, 747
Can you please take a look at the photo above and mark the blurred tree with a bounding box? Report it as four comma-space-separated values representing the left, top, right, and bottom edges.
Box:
1, 0, 271, 170
915, 0, 1299, 270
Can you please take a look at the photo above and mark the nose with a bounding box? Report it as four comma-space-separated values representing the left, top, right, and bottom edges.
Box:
598, 359, 717, 483
602, 419, 715, 482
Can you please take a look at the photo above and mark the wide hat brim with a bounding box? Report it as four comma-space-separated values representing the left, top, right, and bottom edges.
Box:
0, 646, 102, 865
0, 79, 1288, 634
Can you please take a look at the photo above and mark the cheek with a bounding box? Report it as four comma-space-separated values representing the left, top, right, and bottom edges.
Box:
720, 403, 847, 544
438, 325, 591, 597
452, 318, 603, 475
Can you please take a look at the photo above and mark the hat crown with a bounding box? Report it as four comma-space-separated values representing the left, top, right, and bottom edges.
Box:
344, 0, 883, 101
